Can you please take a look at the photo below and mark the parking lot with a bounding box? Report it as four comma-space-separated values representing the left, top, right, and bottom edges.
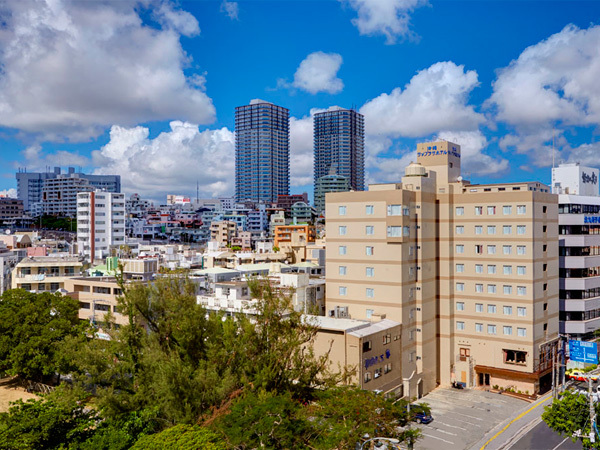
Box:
412, 387, 530, 450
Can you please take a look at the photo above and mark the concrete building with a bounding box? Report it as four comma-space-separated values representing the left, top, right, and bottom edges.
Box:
64, 277, 128, 327
553, 163, 600, 339
42, 175, 93, 217
17, 167, 120, 214
277, 193, 309, 213
77, 191, 126, 263
210, 221, 237, 247
274, 224, 316, 263
326, 140, 558, 398
0, 242, 18, 294
291, 201, 316, 224
0, 198, 24, 221
235, 100, 290, 202
314, 109, 364, 200
314, 173, 350, 215
11, 255, 83, 291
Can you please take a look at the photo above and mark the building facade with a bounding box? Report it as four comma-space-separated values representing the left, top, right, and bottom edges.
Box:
553, 163, 600, 339
11, 255, 83, 291
313, 109, 364, 201
77, 191, 126, 263
314, 173, 349, 215
235, 101, 290, 203
0, 198, 24, 220
326, 140, 559, 398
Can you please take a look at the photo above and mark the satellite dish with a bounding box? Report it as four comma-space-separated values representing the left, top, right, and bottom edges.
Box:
5, 229, 10, 235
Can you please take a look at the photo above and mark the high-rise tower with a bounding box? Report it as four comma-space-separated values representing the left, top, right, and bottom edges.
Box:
235, 100, 290, 203
313, 108, 364, 202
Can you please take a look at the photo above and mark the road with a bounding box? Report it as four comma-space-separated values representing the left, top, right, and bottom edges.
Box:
506, 420, 581, 450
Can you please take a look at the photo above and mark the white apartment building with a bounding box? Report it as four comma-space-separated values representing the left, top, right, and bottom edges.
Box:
77, 191, 126, 263
553, 163, 600, 339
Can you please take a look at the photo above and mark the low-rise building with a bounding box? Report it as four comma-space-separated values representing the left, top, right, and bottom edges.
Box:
0, 197, 24, 221
64, 277, 128, 327
211, 221, 237, 247
274, 224, 317, 263
11, 255, 83, 291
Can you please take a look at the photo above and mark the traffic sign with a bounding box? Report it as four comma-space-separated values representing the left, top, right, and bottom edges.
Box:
569, 340, 599, 364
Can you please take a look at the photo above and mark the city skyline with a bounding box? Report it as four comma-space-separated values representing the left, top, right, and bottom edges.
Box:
0, 1, 598, 203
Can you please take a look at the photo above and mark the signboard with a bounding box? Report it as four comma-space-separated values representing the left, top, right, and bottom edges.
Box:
569, 340, 598, 364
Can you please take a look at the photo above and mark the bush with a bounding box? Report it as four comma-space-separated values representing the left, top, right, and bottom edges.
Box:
131, 425, 226, 450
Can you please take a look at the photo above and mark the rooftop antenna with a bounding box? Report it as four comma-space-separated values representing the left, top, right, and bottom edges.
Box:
196, 180, 199, 203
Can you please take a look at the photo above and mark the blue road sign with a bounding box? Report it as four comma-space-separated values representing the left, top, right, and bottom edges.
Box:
569, 340, 599, 364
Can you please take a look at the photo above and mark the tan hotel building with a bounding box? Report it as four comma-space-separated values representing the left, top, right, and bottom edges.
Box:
326, 141, 558, 397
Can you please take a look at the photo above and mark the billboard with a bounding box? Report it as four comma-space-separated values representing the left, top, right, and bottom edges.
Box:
569, 340, 598, 364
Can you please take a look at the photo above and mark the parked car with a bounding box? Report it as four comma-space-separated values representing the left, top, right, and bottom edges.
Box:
566, 369, 599, 382
409, 404, 433, 424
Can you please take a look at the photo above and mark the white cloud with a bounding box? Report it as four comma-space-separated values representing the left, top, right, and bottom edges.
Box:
92, 121, 235, 199
291, 52, 344, 95
221, 1, 239, 20
344, 0, 428, 44
290, 115, 315, 187
437, 130, 509, 176
0, 0, 215, 142
0, 189, 17, 198
360, 61, 485, 139
564, 142, 600, 168
16, 143, 90, 172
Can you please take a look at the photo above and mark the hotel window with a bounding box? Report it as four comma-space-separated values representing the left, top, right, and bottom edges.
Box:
456, 245, 465, 254
487, 245, 496, 255
366, 267, 374, 277
366, 246, 374, 256
403, 207, 410, 216
364, 372, 372, 383
475, 264, 483, 274
403, 226, 410, 236
517, 205, 526, 215
475, 225, 483, 235
456, 207, 465, 216
339, 246, 347, 255
387, 204, 402, 216
366, 226, 374, 235
503, 326, 513, 336
517, 225, 526, 235
475, 206, 483, 215
456, 225, 465, 234
503, 305, 513, 315
488, 304, 497, 313
383, 334, 391, 345
517, 266, 526, 275
456, 321, 465, 331
339, 206, 346, 216
384, 363, 392, 374
374, 368, 382, 379
517, 245, 526, 255
476, 303, 483, 313
517, 327, 527, 337
517, 286, 527, 296
487, 206, 496, 215
503, 265, 512, 275
366, 205, 374, 215
488, 324, 497, 335
518, 307, 526, 317
503, 245, 512, 255
387, 226, 402, 237
366, 288, 374, 298
503, 206, 512, 215
456, 264, 465, 273
339, 266, 347, 276
366, 309, 374, 319
475, 245, 483, 254
503, 285, 513, 295
503, 225, 512, 235
487, 225, 496, 235
339, 286, 347, 296
488, 285, 497, 294
475, 323, 483, 332
456, 282, 465, 292
456, 302, 465, 311
488, 265, 496, 274
339, 226, 347, 236
476, 284, 484, 293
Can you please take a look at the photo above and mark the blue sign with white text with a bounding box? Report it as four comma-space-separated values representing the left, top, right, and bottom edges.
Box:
569, 340, 598, 364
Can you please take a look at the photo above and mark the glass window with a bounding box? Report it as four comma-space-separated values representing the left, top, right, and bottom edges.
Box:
476, 303, 483, 313
339, 246, 347, 255
475, 245, 484, 254
503, 225, 512, 235
387, 204, 402, 216
517, 246, 526, 255
366, 246, 374, 256
456, 302, 465, 311
456, 245, 464, 254
488, 324, 497, 334
517, 286, 527, 296
366, 267, 374, 277
387, 226, 402, 237
403, 207, 410, 216
339, 206, 346, 216
517, 266, 526, 275
475, 206, 483, 215
476, 284, 483, 293
456, 282, 465, 292
456, 207, 465, 216
517, 327, 527, 337
457, 321, 465, 330
366, 205, 374, 215
475, 225, 483, 235
503, 285, 513, 295
487, 245, 496, 255
488, 304, 497, 313
403, 226, 410, 236
517, 225, 526, 235
456, 225, 465, 234
487, 225, 496, 235
366, 288, 374, 298
475, 323, 483, 332
503, 206, 512, 215
517, 205, 526, 215
503, 265, 512, 275
503, 245, 512, 255
366, 226, 374, 235
366, 309, 374, 319
339, 266, 347, 276
488, 206, 496, 215
339, 286, 347, 296
339, 226, 347, 235
518, 307, 526, 317
456, 264, 465, 273
503, 326, 513, 335
488, 284, 497, 294
488, 265, 496, 274
475, 264, 483, 274
504, 305, 513, 315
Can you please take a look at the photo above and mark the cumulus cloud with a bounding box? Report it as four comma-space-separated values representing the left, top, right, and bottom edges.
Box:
290, 115, 315, 187
92, 121, 234, 199
0, 189, 17, 198
360, 61, 485, 138
437, 130, 509, 176
15, 143, 90, 172
291, 52, 344, 95
344, 0, 428, 44
221, 1, 239, 20
0, 0, 215, 142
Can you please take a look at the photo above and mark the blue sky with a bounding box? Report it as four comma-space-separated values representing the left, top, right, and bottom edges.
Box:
0, 0, 599, 202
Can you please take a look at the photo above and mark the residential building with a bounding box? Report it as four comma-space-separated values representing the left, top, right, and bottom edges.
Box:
274, 224, 317, 263
314, 173, 350, 215
42, 175, 93, 217
313, 108, 364, 202
11, 255, 83, 291
211, 221, 237, 247
553, 163, 600, 339
0, 242, 18, 294
326, 140, 558, 398
0, 197, 24, 220
277, 193, 309, 213
64, 277, 128, 327
291, 201, 316, 223
77, 191, 126, 263
235, 100, 290, 202
17, 167, 120, 214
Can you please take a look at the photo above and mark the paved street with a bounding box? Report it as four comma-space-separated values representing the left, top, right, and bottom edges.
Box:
505, 419, 581, 450
413, 387, 528, 450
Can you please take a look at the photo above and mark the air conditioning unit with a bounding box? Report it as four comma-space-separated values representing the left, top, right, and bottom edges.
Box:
335, 306, 349, 318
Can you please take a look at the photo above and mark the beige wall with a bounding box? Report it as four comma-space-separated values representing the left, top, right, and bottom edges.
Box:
64, 277, 128, 326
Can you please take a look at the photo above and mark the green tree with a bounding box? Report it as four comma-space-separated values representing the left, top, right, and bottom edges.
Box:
0, 289, 85, 381
542, 390, 600, 449
130, 424, 226, 450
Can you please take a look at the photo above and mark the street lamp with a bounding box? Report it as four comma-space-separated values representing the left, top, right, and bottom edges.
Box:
359, 437, 402, 449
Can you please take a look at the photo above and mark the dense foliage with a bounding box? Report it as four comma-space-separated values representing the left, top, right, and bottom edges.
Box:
0, 277, 421, 449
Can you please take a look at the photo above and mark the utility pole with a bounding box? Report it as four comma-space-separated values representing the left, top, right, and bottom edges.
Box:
552, 345, 556, 399
590, 375, 596, 444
